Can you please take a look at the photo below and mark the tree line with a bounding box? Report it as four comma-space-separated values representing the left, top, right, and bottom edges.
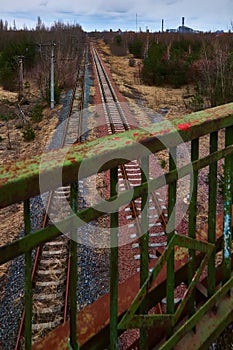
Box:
0, 18, 86, 101
104, 31, 233, 109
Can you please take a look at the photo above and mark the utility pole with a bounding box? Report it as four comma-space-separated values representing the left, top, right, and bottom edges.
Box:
136, 13, 138, 33
50, 41, 56, 109
18, 56, 24, 101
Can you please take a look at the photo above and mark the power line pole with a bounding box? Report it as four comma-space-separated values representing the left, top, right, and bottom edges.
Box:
50, 41, 56, 109
18, 56, 24, 101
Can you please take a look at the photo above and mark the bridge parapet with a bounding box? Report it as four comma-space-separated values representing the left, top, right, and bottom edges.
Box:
0, 103, 233, 349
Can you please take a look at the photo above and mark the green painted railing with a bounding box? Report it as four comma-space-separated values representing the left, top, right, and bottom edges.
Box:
0, 103, 233, 349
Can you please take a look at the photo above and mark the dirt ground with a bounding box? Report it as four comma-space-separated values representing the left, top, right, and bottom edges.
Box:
0, 86, 61, 283
96, 39, 192, 121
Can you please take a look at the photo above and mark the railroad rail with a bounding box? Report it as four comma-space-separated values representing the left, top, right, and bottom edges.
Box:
14, 54, 85, 349
92, 46, 168, 277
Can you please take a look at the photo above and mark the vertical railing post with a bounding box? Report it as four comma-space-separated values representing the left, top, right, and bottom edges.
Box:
69, 182, 79, 350
208, 132, 218, 297
110, 167, 118, 350
139, 156, 149, 349
24, 199, 32, 350
166, 147, 177, 335
188, 138, 199, 316
223, 126, 233, 284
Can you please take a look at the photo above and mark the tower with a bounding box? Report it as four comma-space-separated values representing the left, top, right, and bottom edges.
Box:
182, 17, 185, 28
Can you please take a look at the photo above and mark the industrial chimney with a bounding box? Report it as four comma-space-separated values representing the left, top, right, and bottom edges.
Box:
162, 19, 164, 32
182, 17, 185, 28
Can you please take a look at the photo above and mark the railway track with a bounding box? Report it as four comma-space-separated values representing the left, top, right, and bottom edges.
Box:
16, 44, 168, 348
91, 46, 168, 274
15, 57, 85, 349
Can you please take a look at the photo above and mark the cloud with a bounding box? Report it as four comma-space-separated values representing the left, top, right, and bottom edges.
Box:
166, 0, 181, 5
1, 0, 232, 31
39, 1, 48, 6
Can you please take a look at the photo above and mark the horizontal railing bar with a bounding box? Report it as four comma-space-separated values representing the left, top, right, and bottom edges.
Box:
124, 314, 174, 329
1, 144, 233, 264
0, 103, 233, 208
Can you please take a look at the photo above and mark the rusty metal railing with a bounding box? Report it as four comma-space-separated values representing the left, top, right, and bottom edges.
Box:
0, 103, 233, 349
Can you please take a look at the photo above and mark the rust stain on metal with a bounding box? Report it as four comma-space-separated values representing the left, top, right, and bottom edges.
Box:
0, 103, 233, 209
177, 123, 192, 131
30, 201, 232, 350
32, 321, 70, 350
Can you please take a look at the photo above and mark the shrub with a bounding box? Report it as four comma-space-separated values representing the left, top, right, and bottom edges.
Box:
142, 42, 167, 85
190, 91, 204, 111
22, 124, 35, 141
31, 103, 43, 123
128, 39, 144, 58
129, 58, 136, 67
0, 63, 17, 91
0, 112, 15, 121
114, 35, 122, 46
15, 123, 24, 129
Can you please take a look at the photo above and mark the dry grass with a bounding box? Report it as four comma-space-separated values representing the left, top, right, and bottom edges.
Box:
96, 39, 190, 122
0, 86, 61, 287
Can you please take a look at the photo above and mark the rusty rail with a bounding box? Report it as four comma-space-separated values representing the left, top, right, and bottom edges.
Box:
14, 52, 86, 350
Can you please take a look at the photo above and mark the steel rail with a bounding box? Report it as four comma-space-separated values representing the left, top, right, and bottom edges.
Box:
92, 44, 166, 348
15, 51, 86, 350
92, 46, 168, 259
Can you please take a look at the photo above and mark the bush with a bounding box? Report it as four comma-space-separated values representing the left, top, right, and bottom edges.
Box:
0, 63, 17, 91
114, 35, 122, 46
142, 42, 167, 85
22, 124, 35, 141
129, 58, 136, 67
128, 39, 144, 58
31, 103, 43, 122
0, 112, 15, 121
190, 90, 204, 111
166, 59, 189, 88
15, 123, 24, 129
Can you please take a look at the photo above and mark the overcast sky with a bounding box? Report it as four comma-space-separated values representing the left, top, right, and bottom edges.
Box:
1, 0, 233, 32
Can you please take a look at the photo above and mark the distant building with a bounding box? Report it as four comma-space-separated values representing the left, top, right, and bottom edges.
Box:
166, 17, 198, 33
215, 30, 224, 34
177, 25, 194, 33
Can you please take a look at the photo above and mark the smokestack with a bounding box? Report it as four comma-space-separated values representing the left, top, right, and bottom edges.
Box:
162, 19, 164, 32
182, 17, 185, 27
